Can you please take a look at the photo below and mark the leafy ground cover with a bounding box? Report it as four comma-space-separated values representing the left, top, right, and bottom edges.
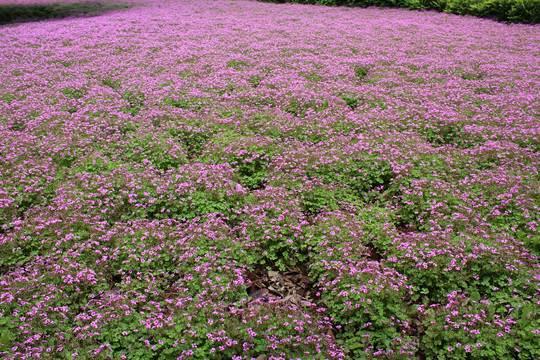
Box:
0, 0, 539, 359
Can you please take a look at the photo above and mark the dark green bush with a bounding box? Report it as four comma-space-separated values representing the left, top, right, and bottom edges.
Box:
259, 0, 539, 24
0, 2, 129, 25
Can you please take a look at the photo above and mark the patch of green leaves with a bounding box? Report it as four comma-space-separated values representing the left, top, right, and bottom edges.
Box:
309, 157, 395, 203
101, 77, 122, 90
122, 135, 186, 171
226, 59, 250, 69
419, 121, 479, 148
460, 71, 485, 80
354, 65, 370, 80
1, 93, 14, 104
283, 98, 328, 117
121, 90, 145, 116
230, 150, 272, 190
61, 87, 86, 99
247, 75, 264, 88
299, 186, 358, 215
170, 128, 211, 158
164, 96, 208, 112
301, 71, 324, 82
338, 94, 360, 110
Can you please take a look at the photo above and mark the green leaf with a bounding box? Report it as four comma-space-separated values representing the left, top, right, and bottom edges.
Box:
519, 304, 533, 327
0, 330, 11, 347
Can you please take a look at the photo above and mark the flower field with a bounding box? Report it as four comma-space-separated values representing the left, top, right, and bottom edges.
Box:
0, 0, 539, 359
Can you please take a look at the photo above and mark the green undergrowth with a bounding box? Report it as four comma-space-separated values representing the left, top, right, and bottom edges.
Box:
260, 0, 540, 24
0, 1, 130, 25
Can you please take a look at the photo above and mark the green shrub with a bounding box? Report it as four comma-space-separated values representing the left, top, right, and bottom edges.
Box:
505, 0, 540, 23
0, 2, 129, 25
259, 0, 540, 23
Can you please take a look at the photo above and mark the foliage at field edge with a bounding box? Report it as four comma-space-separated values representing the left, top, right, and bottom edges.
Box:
259, 0, 540, 24
0, 1, 131, 25
0, 0, 539, 359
